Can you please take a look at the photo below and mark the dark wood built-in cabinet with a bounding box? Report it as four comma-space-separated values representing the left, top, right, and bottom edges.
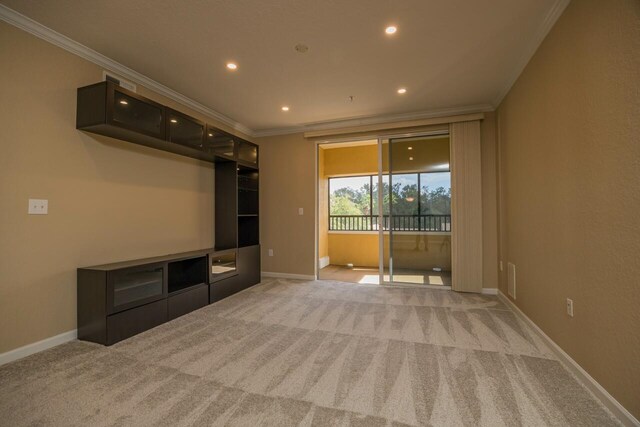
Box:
77, 81, 261, 345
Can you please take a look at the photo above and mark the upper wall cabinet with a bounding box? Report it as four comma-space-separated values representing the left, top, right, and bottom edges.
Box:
78, 81, 166, 141
238, 140, 258, 167
167, 109, 205, 150
76, 81, 255, 164
205, 126, 237, 160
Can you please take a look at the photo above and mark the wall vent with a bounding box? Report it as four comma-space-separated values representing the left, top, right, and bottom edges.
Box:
507, 262, 516, 299
102, 71, 136, 92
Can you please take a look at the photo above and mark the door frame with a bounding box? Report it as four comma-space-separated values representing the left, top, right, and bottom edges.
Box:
314, 129, 451, 288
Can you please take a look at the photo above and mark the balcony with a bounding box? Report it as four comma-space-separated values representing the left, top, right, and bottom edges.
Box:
329, 214, 451, 232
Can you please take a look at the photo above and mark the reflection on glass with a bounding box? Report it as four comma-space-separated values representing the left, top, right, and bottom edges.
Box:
113, 92, 163, 136
211, 252, 237, 276
112, 267, 163, 307
387, 135, 452, 285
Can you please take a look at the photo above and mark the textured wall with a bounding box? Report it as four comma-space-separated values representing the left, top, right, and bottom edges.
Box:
0, 22, 251, 354
496, 0, 640, 417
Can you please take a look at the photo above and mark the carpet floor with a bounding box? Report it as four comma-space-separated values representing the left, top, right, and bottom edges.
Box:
0, 278, 620, 426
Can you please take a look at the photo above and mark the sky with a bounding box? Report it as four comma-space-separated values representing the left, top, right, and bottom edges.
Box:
330, 172, 451, 194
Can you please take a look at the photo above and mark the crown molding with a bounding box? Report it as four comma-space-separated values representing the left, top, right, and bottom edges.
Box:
492, 0, 571, 108
0, 4, 254, 137
253, 103, 494, 138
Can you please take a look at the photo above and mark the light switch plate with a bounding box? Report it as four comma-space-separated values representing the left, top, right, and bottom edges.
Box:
298, 208, 304, 215
28, 199, 48, 215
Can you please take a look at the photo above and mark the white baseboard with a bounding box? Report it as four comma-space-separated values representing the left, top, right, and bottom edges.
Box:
261, 271, 317, 281
0, 329, 77, 367
318, 256, 330, 269
481, 288, 498, 295
498, 292, 639, 427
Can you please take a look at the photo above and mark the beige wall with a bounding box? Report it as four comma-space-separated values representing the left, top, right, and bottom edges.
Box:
317, 147, 329, 260
258, 133, 316, 275
328, 233, 451, 271
0, 22, 251, 354
496, 0, 640, 418
260, 129, 496, 287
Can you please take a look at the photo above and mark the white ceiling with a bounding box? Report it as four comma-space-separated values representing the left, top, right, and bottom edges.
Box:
0, 0, 566, 136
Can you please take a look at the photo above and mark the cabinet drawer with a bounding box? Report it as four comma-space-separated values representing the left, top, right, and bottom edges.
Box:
106, 299, 167, 345
167, 284, 208, 320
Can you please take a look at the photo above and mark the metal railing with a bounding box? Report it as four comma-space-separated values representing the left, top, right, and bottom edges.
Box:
329, 215, 451, 232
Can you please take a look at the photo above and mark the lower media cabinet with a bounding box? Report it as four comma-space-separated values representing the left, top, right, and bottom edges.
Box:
78, 245, 260, 345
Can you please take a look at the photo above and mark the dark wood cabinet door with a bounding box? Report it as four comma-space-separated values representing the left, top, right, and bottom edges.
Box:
106, 299, 167, 345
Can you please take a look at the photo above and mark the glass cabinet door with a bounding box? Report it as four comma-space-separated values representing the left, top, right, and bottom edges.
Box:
109, 264, 164, 312
112, 89, 164, 138
238, 140, 258, 166
167, 110, 205, 149
204, 128, 237, 159
210, 251, 237, 282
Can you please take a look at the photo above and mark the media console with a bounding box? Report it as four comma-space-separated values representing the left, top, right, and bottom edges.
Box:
76, 81, 261, 345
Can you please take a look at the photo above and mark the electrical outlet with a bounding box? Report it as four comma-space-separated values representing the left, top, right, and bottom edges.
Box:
268, 249, 274, 257
566, 299, 574, 317
28, 199, 48, 215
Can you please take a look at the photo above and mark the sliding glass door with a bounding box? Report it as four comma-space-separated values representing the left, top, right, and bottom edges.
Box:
379, 134, 452, 286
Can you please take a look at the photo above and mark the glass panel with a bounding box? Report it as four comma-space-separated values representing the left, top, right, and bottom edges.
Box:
112, 266, 163, 307
168, 112, 204, 148
211, 252, 237, 276
205, 131, 236, 158
390, 174, 419, 230
238, 141, 258, 165
328, 176, 371, 231
420, 172, 452, 231
387, 135, 452, 286
113, 91, 163, 136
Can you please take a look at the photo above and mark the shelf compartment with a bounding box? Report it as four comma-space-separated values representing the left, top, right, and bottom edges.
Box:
168, 256, 208, 294
238, 216, 259, 247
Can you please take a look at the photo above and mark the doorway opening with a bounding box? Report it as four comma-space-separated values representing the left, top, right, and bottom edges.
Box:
317, 134, 452, 287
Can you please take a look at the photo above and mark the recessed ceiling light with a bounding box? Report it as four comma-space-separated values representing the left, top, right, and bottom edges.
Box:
385, 26, 397, 35
281, 106, 290, 112
170, 119, 178, 124
119, 100, 128, 105
208, 133, 213, 137
226, 62, 237, 70
408, 146, 413, 150
397, 88, 407, 94
409, 156, 414, 161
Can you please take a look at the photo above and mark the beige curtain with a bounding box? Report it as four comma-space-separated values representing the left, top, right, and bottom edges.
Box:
450, 120, 483, 292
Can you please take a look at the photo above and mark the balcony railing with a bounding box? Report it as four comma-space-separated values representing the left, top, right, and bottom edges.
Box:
329, 215, 451, 232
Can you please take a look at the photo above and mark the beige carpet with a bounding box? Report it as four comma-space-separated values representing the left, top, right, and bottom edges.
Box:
0, 278, 620, 426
